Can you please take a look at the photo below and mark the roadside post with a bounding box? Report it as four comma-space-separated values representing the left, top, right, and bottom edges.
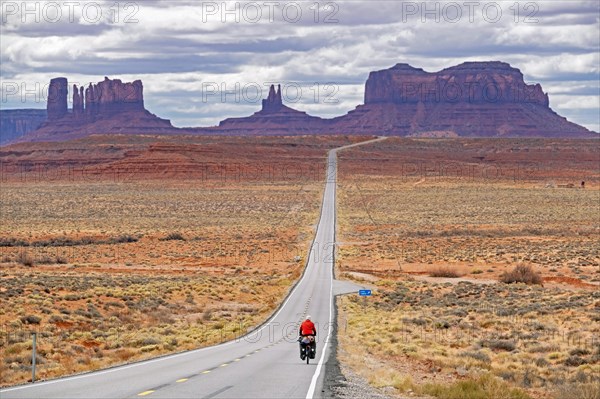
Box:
31, 332, 37, 383
359, 289, 372, 307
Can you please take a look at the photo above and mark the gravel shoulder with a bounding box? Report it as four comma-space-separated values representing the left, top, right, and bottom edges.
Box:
322, 299, 414, 399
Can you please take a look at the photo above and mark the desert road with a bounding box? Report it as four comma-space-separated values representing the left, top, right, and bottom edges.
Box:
0, 137, 385, 399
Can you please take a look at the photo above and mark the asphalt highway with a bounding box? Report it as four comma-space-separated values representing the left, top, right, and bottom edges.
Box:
1, 137, 385, 399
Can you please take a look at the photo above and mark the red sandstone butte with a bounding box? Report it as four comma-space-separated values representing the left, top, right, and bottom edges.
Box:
216, 84, 328, 135
330, 62, 594, 137
11, 62, 598, 143
23, 77, 176, 142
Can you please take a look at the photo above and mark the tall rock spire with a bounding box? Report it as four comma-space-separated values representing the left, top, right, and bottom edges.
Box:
85, 83, 98, 115
73, 84, 84, 116
80, 86, 85, 112
261, 84, 284, 113
47, 78, 68, 120
276, 84, 282, 104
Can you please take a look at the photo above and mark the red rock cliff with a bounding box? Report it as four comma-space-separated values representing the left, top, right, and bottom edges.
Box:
333, 61, 592, 137
364, 62, 548, 106
22, 77, 174, 142
47, 77, 68, 120
15, 62, 598, 142
216, 84, 327, 135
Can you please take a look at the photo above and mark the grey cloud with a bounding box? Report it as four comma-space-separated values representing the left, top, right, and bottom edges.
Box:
116, 34, 330, 55
407, 44, 596, 58
533, 72, 600, 83
1, 0, 597, 130
1, 21, 114, 37
554, 109, 599, 132
547, 84, 600, 96
535, 2, 600, 17
12, 53, 245, 75
536, 14, 599, 26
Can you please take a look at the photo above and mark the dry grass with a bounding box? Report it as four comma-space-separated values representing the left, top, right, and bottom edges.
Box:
421, 374, 531, 399
0, 269, 298, 385
336, 184, 599, 283
500, 265, 543, 285
335, 138, 600, 398
429, 267, 462, 278
553, 383, 600, 399
0, 136, 355, 386
337, 282, 599, 398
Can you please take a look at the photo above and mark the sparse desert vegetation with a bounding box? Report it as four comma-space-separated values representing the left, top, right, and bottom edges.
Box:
1, 136, 599, 395
0, 135, 363, 386
338, 281, 599, 398
1, 270, 284, 384
500, 265, 543, 285
336, 138, 600, 398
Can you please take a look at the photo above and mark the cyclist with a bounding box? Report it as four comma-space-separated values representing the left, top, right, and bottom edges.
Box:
298, 315, 316, 360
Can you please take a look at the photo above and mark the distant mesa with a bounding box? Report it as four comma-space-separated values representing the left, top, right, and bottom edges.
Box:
23, 76, 175, 142
330, 61, 592, 138
0, 109, 46, 145
47, 76, 145, 121
363, 62, 549, 106
216, 84, 328, 135
5, 61, 598, 143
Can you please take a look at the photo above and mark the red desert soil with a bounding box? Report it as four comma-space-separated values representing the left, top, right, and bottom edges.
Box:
0, 134, 372, 386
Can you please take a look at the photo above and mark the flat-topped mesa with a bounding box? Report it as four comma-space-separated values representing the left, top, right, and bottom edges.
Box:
47, 78, 68, 120
333, 60, 594, 137
261, 84, 283, 113
74, 77, 144, 117
15, 63, 596, 142
0, 109, 47, 144
96, 77, 144, 114
24, 76, 173, 141
365, 61, 548, 106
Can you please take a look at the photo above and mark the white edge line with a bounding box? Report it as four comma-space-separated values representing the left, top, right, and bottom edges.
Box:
305, 138, 386, 399
1, 221, 319, 392
305, 261, 334, 399
2, 256, 311, 393
305, 150, 336, 399
1, 143, 345, 393
2, 138, 384, 394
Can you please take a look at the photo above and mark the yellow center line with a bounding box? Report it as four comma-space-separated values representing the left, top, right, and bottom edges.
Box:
176, 378, 188, 383
138, 391, 154, 396
245, 354, 252, 357
202, 370, 211, 374
220, 363, 228, 367
234, 358, 241, 362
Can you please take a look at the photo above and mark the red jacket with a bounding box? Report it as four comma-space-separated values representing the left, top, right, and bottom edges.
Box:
300, 319, 316, 336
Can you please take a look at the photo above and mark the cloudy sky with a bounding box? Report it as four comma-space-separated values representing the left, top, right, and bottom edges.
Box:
1, 0, 599, 131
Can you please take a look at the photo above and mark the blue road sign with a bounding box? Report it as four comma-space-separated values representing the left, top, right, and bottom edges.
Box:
358, 289, 372, 296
